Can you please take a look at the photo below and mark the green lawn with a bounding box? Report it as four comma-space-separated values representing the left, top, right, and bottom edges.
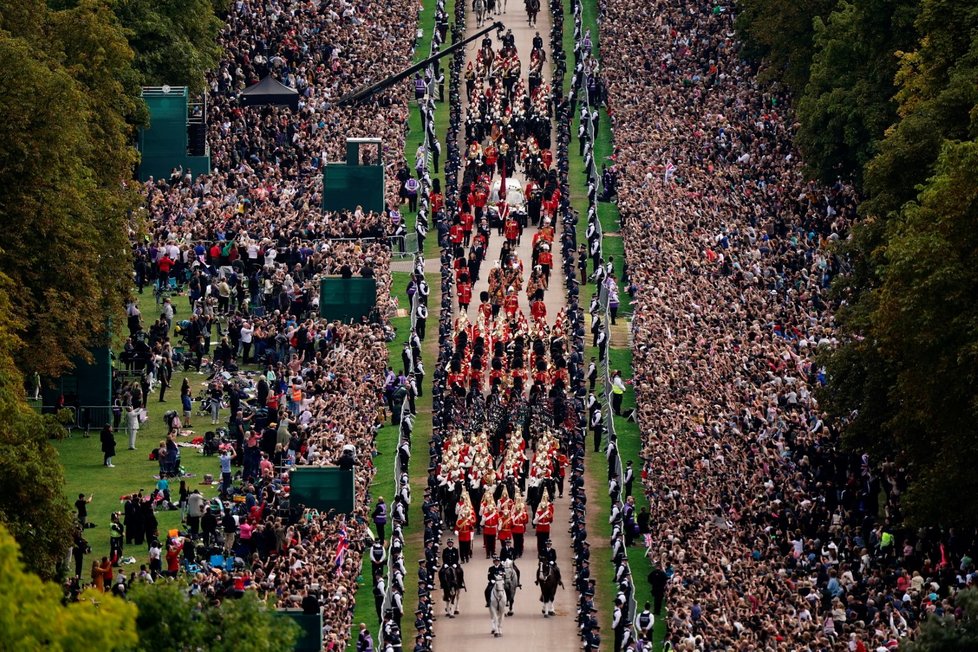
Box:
561, 0, 665, 648
55, 288, 229, 573
348, 270, 422, 641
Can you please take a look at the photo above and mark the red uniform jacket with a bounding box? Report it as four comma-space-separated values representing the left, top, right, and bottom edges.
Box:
482, 511, 498, 536
457, 282, 472, 305
511, 507, 528, 534
449, 223, 464, 245
534, 504, 553, 533
503, 294, 519, 317
531, 300, 547, 320
504, 220, 520, 241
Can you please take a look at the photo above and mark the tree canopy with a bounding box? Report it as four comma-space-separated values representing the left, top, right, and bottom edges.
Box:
0, 0, 140, 378
0, 281, 79, 579
737, 0, 978, 525
109, 0, 224, 94
0, 522, 138, 650
127, 581, 300, 652
904, 589, 978, 651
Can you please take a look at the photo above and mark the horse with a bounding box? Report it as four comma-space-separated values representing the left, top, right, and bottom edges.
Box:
503, 559, 520, 616
489, 575, 507, 636
474, 0, 486, 27
536, 560, 563, 617
439, 564, 464, 617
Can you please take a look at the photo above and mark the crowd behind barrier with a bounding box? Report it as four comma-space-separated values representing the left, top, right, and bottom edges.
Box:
371, 3, 454, 648
372, 275, 420, 647
566, 1, 647, 649
598, 1, 978, 651
141, 0, 433, 247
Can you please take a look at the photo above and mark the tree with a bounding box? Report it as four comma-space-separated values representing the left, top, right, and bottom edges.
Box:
0, 1, 141, 378
796, 0, 919, 184
734, 0, 837, 93
111, 0, 224, 94
0, 282, 78, 579
128, 581, 300, 652
827, 140, 978, 526
904, 589, 978, 651
861, 0, 978, 216
0, 522, 138, 650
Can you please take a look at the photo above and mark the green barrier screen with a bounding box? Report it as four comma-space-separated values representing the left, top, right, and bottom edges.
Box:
290, 468, 355, 513
319, 278, 377, 323
43, 346, 112, 407
322, 163, 385, 213
275, 611, 322, 652
138, 89, 210, 181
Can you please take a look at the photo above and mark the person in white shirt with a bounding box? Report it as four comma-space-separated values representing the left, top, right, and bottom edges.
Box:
240, 321, 254, 363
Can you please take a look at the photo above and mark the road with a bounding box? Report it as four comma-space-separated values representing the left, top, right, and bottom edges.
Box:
432, 1, 581, 650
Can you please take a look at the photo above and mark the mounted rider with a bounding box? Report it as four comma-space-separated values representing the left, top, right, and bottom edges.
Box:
485, 556, 504, 607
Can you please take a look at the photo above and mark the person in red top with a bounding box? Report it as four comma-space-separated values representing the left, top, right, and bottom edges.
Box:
504, 217, 520, 246
166, 538, 184, 577
537, 244, 553, 288
430, 189, 444, 215
497, 507, 512, 547
503, 288, 519, 319
157, 253, 174, 289
457, 274, 472, 312
530, 296, 547, 322
541, 148, 553, 169
554, 450, 569, 498
472, 186, 488, 219
533, 495, 554, 552
459, 208, 475, 247
478, 292, 492, 322
449, 220, 464, 247
484, 144, 498, 175
510, 499, 529, 558
456, 508, 476, 563
481, 501, 499, 558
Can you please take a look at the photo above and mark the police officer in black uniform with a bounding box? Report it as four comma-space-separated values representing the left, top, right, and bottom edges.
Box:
538, 538, 557, 564
485, 556, 504, 607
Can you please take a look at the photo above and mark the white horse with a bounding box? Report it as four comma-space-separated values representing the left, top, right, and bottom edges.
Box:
474, 0, 486, 27
503, 559, 520, 616
489, 575, 507, 636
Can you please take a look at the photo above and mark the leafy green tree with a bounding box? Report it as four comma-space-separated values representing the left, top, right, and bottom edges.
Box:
796, 0, 919, 184
0, 521, 138, 650
0, 1, 141, 378
862, 0, 978, 216
128, 580, 300, 652
904, 589, 978, 651
111, 0, 224, 94
828, 139, 978, 526
735, 0, 837, 93
0, 282, 78, 579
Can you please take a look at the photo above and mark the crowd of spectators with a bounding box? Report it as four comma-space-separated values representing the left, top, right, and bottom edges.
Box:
141, 0, 425, 242
116, 0, 433, 647
595, 1, 978, 651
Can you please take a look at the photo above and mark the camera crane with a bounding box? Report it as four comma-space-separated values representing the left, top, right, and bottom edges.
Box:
337, 21, 506, 106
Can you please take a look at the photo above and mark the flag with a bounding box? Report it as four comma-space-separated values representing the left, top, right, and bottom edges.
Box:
499, 156, 507, 206
663, 162, 676, 184
334, 523, 349, 568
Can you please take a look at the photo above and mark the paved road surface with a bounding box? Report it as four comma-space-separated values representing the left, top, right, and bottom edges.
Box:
433, 2, 581, 650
